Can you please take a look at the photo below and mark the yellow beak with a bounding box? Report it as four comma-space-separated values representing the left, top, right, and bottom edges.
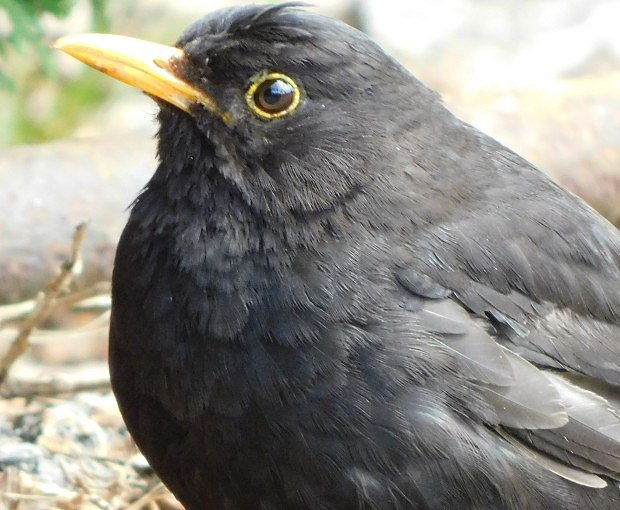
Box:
52, 33, 231, 123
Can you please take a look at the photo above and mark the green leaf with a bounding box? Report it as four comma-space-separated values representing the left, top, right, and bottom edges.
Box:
33, 0, 76, 17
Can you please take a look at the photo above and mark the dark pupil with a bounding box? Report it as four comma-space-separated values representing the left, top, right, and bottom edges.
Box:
256, 79, 294, 112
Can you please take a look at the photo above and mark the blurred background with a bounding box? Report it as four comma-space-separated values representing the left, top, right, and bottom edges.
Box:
0, 1, 619, 508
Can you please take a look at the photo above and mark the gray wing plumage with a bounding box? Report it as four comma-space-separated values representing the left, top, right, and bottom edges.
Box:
394, 143, 620, 487
396, 272, 620, 487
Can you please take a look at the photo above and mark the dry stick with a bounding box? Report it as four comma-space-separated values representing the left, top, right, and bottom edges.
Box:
0, 282, 110, 326
0, 376, 111, 399
0, 299, 36, 325
125, 483, 170, 510
0, 222, 88, 384
56, 281, 112, 309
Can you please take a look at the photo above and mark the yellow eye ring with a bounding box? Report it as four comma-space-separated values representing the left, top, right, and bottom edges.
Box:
246, 72, 301, 120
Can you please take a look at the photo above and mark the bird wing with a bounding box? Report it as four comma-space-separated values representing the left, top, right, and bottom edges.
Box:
395, 273, 620, 486
394, 144, 620, 486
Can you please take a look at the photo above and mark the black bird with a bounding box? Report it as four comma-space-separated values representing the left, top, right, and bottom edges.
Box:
54, 4, 620, 509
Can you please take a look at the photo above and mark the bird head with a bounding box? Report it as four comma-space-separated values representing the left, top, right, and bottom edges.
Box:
53, 3, 436, 219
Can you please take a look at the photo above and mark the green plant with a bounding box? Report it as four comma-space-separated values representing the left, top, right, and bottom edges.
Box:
0, 0, 109, 145
1, 0, 106, 88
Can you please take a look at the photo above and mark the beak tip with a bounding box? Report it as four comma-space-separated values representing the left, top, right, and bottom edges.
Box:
51, 36, 71, 51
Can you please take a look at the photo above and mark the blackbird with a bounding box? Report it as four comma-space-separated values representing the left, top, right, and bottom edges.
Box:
54, 4, 620, 509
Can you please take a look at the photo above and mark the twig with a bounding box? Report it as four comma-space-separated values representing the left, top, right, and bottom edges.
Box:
1, 492, 68, 501
27, 310, 110, 343
0, 279, 108, 328
31, 445, 130, 465
0, 223, 88, 384
55, 282, 112, 310
125, 483, 170, 510
0, 375, 111, 399
0, 299, 36, 326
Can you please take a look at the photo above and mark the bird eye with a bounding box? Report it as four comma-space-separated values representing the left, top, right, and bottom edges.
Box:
246, 72, 301, 120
